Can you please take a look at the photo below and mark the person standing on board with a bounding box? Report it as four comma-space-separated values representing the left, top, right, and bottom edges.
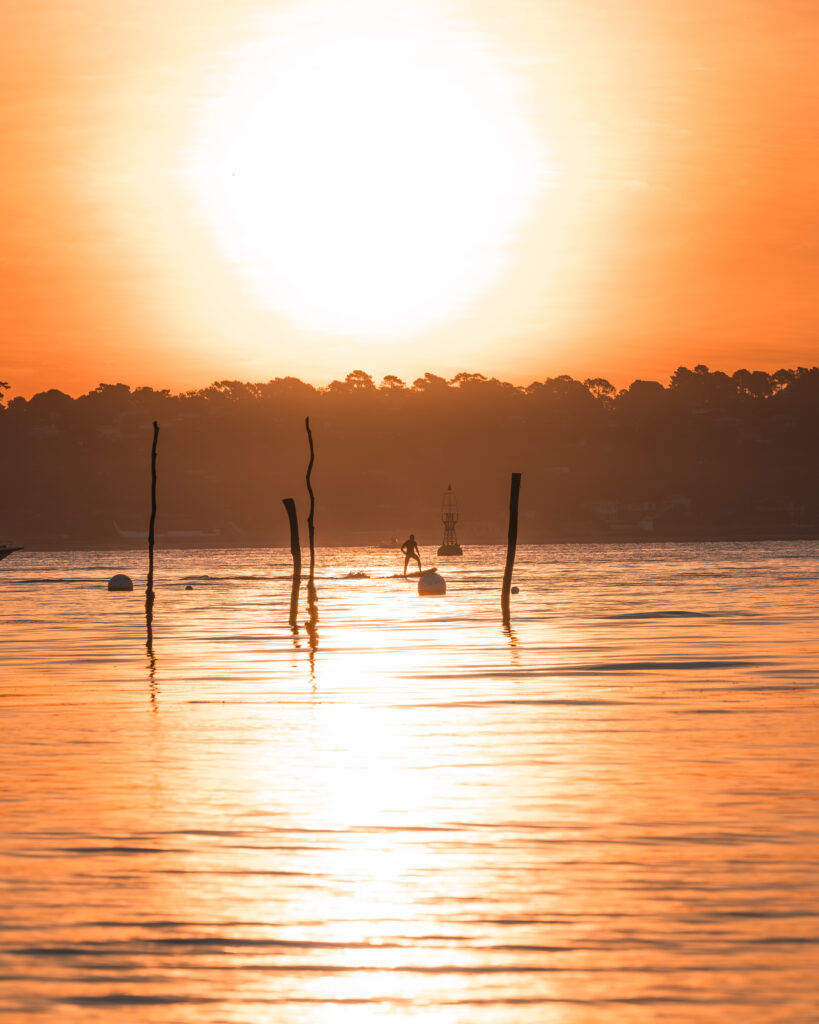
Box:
401, 534, 422, 577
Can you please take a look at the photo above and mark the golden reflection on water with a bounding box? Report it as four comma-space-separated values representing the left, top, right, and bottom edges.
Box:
1, 545, 819, 1021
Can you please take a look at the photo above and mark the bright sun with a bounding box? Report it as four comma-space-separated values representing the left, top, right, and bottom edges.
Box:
181, 0, 546, 339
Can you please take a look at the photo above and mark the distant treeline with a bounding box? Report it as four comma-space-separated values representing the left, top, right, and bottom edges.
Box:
2, 365, 819, 549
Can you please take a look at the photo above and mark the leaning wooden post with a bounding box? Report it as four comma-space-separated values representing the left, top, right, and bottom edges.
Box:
304, 418, 319, 655
501, 472, 521, 624
282, 497, 301, 630
146, 421, 159, 638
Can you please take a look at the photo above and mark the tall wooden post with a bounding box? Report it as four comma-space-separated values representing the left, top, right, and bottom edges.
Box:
304, 417, 318, 659
305, 416, 316, 594
282, 497, 301, 630
501, 472, 521, 624
146, 421, 159, 633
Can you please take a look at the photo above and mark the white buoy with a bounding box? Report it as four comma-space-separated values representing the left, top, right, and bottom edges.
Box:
108, 573, 133, 592
418, 571, 446, 596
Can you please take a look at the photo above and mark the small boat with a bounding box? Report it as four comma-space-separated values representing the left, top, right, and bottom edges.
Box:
0, 546, 23, 561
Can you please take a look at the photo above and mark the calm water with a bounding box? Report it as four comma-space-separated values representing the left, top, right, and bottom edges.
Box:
1, 543, 818, 1023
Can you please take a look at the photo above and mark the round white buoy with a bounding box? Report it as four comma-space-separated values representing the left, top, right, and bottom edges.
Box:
108, 573, 133, 592
418, 571, 446, 596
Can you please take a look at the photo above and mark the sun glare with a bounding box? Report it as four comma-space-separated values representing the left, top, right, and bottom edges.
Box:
180, 0, 547, 339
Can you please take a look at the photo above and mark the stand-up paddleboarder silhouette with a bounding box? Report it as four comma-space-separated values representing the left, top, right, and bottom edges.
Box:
401, 534, 422, 577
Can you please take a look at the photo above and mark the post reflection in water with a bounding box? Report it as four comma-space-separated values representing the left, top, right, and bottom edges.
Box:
146, 632, 157, 709
1, 543, 819, 1022
502, 620, 519, 648
305, 576, 319, 682
146, 582, 158, 708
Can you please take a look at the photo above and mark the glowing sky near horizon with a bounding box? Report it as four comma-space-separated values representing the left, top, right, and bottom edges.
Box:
1, 0, 818, 397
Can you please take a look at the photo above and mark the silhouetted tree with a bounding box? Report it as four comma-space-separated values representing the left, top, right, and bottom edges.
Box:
343, 370, 376, 391
451, 372, 488, 388
583, 377, 616, 400
733, 369, 773, 399
771, 368, 797, 393
412, 372, 449, 392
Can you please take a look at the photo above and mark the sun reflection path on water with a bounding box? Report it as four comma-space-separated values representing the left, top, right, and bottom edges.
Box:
1, 545, 819, 1021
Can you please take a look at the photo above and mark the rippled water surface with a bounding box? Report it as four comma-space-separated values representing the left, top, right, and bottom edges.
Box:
2, 542, 819, 1022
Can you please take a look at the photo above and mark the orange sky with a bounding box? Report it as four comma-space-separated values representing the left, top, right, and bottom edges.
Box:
2, 0, 817, 398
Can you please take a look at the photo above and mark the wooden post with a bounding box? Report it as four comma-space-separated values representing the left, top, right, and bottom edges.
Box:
501, 472, 521, 624
146, 421, 159, 630
304, 417, 318, 655
305, 416, 316, 594
282, 497, 301, 630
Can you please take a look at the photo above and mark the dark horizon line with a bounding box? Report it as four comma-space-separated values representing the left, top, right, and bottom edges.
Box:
3, 363, 819, 404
